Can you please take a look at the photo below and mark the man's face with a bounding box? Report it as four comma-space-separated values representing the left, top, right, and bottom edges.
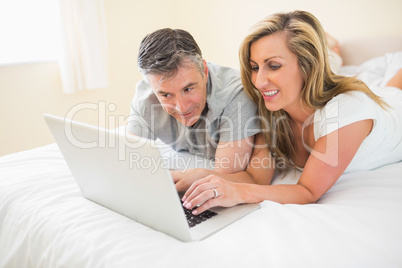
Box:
147, 61, 208, 127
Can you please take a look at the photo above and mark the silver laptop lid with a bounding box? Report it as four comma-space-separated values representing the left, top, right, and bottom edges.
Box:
44, 113, 192, 241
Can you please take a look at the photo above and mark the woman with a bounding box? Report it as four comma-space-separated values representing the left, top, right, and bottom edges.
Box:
179, 10, 402, 215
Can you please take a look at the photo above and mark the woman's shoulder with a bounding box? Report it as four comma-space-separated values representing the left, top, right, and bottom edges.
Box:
318, 91, 370, 116
323, 90, 380, 116
331, 90, 372, 104
313, 91, 378, 140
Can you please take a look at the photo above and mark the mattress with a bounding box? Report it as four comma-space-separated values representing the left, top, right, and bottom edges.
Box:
0, 142, 401, 268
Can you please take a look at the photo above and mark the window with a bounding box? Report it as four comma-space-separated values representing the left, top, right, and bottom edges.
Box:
0, 0, 62, 65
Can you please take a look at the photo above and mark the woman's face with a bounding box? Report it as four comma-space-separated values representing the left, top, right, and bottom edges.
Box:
249, 32, 304, 113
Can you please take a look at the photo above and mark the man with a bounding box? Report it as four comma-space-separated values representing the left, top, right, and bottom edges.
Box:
127, 28, 259, 176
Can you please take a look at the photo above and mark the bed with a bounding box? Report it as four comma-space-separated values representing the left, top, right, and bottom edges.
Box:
1, 37, 402, 268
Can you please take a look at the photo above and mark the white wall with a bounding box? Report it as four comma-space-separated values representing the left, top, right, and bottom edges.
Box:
1, 0, 401, 156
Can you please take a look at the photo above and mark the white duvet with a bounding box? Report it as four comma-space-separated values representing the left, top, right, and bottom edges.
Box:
0, 53, 402, 268
1, 144, 401, 268
339, 51, 402, 89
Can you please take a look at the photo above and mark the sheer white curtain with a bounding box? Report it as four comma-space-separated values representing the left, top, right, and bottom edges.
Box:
58, 0, 109, 93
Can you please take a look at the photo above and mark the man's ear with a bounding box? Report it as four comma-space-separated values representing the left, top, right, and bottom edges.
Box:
203, 60, 208, 79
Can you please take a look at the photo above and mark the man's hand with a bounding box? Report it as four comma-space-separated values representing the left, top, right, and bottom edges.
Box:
171, 168, 212, 192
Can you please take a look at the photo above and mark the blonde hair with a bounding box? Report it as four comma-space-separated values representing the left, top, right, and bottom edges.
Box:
239, 10, 386, 171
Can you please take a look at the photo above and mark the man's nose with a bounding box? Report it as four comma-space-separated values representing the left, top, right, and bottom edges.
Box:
175, 95, 190, 113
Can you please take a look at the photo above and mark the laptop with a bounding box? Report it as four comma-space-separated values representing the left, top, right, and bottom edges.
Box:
44, 113, 260, 242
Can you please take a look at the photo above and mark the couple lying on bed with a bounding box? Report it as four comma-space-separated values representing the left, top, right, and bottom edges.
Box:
128, 10, 402, 215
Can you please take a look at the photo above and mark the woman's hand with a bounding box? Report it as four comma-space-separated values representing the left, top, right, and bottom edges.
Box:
181, 174, 244, 215
171, 168, 212, 192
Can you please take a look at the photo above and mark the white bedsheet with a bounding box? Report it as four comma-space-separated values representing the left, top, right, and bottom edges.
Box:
0, 143, 401, 268
339, 51, 402, 89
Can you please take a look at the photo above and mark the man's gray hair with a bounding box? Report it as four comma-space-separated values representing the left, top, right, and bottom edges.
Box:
137, 28, 205, 79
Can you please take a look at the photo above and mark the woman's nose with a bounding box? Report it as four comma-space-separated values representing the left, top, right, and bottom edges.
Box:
254, 69, 269, 89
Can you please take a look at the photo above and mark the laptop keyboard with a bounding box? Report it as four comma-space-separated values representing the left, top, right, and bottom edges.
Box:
182, 204, 218, 228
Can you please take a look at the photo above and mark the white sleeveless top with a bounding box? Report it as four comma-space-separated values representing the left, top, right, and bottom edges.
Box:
313, 87, 402, 173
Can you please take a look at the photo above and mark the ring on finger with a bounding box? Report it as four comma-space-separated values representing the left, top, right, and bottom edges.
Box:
212, 188, 219, 199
